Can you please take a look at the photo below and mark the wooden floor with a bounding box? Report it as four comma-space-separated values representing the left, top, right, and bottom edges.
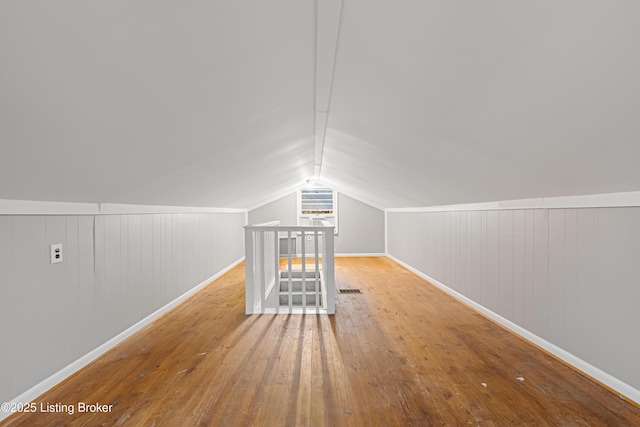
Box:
3, 257, 640, 426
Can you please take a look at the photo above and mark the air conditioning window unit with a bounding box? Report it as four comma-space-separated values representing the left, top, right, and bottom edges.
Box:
298, 188, 338, 234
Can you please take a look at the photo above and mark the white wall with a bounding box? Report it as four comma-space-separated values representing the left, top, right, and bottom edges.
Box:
248, 193, 298, 225
387, 207, 640, 396
335, 193, 384, 254
0, 212, 245, 404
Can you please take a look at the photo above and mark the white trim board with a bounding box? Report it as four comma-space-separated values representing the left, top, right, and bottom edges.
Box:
0, 199, 246, 216
0, 199, 99, 215
0, 257, 245, 422
99, 203, 246, 215
386, 254, 640, 408
386, 190, 640, 213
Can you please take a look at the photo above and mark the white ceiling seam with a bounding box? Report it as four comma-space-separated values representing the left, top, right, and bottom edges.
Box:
313, 0, 344, 181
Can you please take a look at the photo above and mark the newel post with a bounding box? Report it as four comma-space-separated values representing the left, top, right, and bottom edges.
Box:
244, 226, 254, 315
324, 227, 335, 314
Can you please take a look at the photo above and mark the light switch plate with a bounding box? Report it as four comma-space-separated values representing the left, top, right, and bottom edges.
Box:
50, 243, 63, 264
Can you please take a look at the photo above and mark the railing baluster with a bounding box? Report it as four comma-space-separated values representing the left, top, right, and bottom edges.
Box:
274, 230, 279, 314
301, 231, 306, 314
244, 227, 254, 314
258, 231, 265, 313
287, 231, 293, 314
323, 228, 335, 314
314, 230, 319, 313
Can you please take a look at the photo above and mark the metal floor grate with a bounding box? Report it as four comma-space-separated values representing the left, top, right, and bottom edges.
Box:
339, 288, 362, 294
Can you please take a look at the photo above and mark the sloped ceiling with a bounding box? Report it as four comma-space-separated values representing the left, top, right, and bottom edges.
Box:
2, 1, 640, 209
0, 1, 316, 208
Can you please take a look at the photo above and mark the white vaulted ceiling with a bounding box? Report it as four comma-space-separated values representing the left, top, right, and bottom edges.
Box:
2, 1, 640, 209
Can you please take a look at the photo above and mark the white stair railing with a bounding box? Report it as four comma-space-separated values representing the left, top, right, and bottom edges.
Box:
244, 221, 335, 315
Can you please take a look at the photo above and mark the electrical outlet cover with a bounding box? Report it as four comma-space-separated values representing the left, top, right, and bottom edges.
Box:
50, 243, 63, 264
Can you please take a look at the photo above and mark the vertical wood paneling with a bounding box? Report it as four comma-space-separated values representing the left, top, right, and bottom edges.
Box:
192, 215, 200, 283
175, 214, 183, 294
172, 213, 180, 294
450, 211, 458, 290
425, 213, 434, 276
596, 208, 638, 380
415, 213, 425, 274
413, 212, 422, 272
203, 215, 208, 280
387, 206, 640, 392
165, 214, 175, 301
575, 209, 599, 366
45, 216, 69, 373
13, 216, 48, 393
512, 210, 526, 326
563, 209, 579, 356
214, 214, 223, 272
406, 213, 418, 270
209, 214, 215, 272
631, 216, 640, 388
547, 209, 566, 348
442, 212, 452, 287
532, 209, 548, 338
0, 216, 14, 402
480, 211, 488, 306
104, 215, 122, 335
161, 214, 169, 304
2, 211, 246, 406
498, 210, 514, 320
433, 212, 442, 282
120, 215, 132, 329
128, 215, 142, 324
402, 213, 414, 270
465, 210, 473, 300
468, 211, 483, 303
457, 211, 468, 296
140, 214, 154, 317
485, 211, 500, 313
77, 216, 97, 353
200, 214, 207, 281
432, 212, 440, 281
187, 214, 195, 290
192, 214, 199, 283
93, 215, 107, 349
182, 214, 188, 292
523, 210, 535, 331
64, 216, 81, 363
152, 215, 164, 308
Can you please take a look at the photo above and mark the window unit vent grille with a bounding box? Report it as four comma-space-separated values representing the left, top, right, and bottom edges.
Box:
301, 188, 334, 215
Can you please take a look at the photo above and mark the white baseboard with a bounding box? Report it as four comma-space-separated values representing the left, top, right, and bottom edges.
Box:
386, 254, 640, 407
0, 256, 245, 422
335, 253, 386, 257
286, 253, 385, 258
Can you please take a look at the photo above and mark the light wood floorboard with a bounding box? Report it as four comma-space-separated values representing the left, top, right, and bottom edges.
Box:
3, 257, 640, 426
